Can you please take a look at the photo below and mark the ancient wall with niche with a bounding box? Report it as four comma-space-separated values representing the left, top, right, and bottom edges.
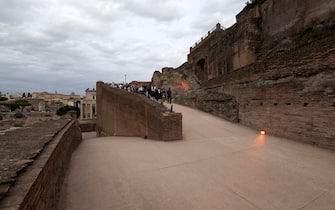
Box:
188, 23, 225, 82
187, 8, 262, 84
152, 0, 335, 150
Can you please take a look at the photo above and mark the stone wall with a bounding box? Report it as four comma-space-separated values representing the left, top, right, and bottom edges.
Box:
259, 0, 335, 46
0, 120, 82, 210
96, 82, 182, 141
188, 19, 261, 83
79, 119, 96, 132
151, 0, 335, 150
232, 31, 335, 149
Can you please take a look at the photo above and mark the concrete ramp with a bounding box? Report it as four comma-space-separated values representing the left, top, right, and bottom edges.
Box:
59, 104, 335, 210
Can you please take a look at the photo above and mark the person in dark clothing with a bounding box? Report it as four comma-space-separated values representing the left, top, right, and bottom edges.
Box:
167, 88, 172, 104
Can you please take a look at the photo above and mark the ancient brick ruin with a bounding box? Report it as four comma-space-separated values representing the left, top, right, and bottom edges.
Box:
96, 82, 182, 141
152, 0, 335, 150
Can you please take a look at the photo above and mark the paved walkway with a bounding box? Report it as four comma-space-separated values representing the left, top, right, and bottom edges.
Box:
59, 104, 335, 210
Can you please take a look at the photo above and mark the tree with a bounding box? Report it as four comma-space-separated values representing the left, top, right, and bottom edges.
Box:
15, 99, 31, 112
56, 105, 80, 118
0, 100, 30, 112
75, 100, 80, 108
0, 96, 8, 101
1, 103, 19, 111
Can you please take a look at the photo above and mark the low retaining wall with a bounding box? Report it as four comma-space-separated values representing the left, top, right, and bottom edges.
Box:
0, 120, 82, 210
96, 82, 182, 140
79, 120, 96, 132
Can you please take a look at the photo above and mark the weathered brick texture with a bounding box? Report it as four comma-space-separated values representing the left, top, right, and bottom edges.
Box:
96, 82, 182, 141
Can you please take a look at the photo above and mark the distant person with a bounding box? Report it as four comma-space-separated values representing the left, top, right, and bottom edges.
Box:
157, 88, 162, 104
167, 88, 172, 104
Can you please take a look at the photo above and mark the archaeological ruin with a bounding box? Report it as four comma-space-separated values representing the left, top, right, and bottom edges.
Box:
152, 0, 335, 150
1, 1, 335, 209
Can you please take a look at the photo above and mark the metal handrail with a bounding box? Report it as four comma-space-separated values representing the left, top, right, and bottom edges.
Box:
191, 23, 224, 49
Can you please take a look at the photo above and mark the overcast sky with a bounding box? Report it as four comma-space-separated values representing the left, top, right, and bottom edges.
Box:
0, 0, 247, 96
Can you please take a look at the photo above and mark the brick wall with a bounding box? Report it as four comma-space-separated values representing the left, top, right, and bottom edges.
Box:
176, 32, 335, 150
233, 33, 335, 149
151, 0, 335, 150
96, 82, 182, 141
0, 120, 82, 210
259, 0, 335, 46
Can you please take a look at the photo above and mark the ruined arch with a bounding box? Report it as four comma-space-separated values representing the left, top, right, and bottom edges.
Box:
195, 58, 207, 81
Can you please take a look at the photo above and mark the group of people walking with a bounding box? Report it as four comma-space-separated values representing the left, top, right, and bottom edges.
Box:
145, 86, 172, 104
113, 83, 172, 104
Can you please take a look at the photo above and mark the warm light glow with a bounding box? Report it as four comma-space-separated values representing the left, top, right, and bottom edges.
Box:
260, 130, 266, 135
254, 134, 265, 147
178, 80, 189, 91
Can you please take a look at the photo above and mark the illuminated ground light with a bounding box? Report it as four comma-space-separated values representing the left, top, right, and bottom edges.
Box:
260, 130, 266, 135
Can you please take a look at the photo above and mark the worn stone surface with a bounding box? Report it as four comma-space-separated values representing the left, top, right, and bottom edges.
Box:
0, 119, 70, 201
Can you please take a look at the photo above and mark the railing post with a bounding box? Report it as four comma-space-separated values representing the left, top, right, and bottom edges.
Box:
216, 22, 221, 30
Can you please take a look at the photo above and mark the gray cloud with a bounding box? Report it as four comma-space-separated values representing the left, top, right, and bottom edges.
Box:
121, 0, 184, 21
0, 0, 246, 96
192, 0, 246, 30
0, 0, 48, 24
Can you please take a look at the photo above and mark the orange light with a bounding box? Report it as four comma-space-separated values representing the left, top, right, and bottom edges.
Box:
178, 80, 189, 91
260, 130, 266, 135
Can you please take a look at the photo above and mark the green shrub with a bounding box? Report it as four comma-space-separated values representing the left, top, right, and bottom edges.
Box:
14, 112, 25, 118
0, 96, 8, 101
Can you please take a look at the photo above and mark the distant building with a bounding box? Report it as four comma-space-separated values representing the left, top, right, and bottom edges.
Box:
30, 91, 80, 112
80, 88, 96, 120
32, 91, 80, 105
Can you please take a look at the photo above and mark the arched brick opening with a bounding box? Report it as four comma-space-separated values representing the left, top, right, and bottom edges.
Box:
195, 58, 206, 81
